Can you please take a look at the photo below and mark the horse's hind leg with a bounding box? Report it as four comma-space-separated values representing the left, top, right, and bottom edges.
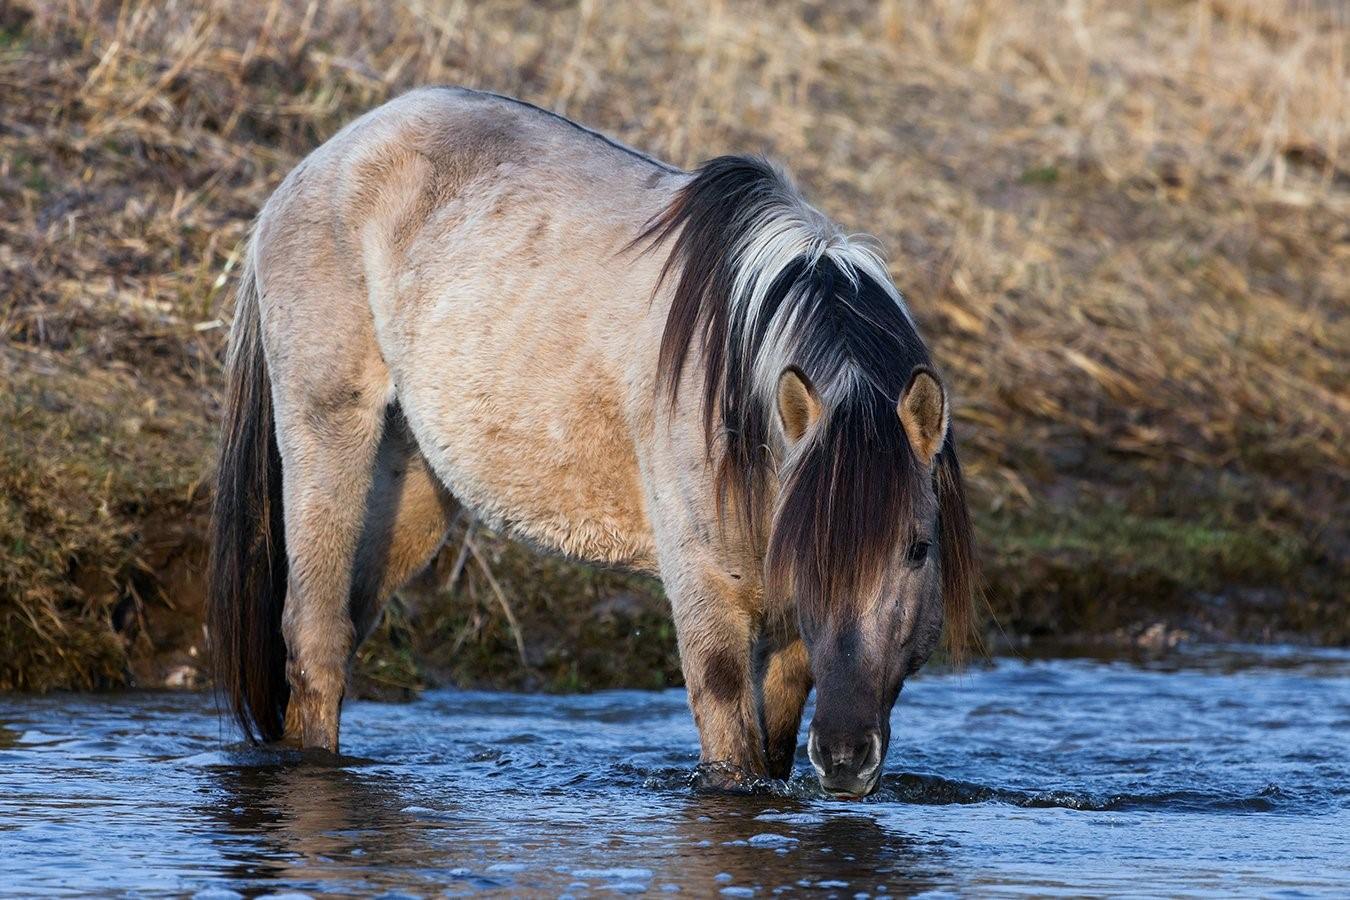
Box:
271, 359, 390, 752
349, 405, 459, 643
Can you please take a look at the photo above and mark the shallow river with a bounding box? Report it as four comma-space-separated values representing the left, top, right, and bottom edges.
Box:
2, 645, 1347, 897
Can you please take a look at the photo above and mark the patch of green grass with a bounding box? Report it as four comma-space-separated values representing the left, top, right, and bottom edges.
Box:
22, 170, 48, 192
0, 25, 28, 51
979, 490, 1336, 640
1018, 165, 1060, 185
996, 509, 1302, 579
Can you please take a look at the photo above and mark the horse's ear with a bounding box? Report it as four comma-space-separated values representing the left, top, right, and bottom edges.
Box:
776, 366, 822, 444
898, 366, 948, 466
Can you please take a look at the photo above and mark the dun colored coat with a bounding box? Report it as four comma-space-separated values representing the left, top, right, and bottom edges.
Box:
209, 87, 978, 798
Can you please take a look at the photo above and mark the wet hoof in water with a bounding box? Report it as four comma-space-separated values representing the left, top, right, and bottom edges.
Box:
690, 761, 783, 795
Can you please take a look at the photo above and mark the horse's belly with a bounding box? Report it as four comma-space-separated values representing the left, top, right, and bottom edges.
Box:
390, 325, 657, 573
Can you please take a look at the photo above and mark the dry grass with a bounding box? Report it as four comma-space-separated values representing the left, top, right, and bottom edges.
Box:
1, 0, 1346, 689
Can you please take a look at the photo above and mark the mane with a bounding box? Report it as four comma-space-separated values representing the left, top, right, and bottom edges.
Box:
639, 156, 978, 662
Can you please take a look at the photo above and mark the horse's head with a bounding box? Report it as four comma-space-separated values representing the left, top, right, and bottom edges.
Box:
768, 364, 974, 799
640, 155, 978, 797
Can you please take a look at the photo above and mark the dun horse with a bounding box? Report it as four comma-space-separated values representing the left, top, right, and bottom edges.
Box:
209, 87, 978, 798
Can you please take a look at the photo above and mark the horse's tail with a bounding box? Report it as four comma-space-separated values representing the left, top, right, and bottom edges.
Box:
207, 246, 290, 743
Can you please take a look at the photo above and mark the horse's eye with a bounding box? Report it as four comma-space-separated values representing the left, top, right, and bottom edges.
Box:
906, 539, 931, 567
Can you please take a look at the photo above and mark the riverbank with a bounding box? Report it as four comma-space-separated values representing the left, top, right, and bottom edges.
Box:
2, 0, 1345, 693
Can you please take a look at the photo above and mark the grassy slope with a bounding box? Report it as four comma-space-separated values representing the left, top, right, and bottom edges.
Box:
0, 0, 1345, 692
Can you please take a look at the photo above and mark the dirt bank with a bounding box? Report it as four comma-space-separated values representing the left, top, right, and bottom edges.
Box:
1, 0, 1345, 694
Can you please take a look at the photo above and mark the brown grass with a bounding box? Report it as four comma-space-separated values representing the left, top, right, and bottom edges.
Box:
1, 0, 1346, 690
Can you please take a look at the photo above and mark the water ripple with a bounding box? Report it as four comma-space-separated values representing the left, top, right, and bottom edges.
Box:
0, 646, 1347, 896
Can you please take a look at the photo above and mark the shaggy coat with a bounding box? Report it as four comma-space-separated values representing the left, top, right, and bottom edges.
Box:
209, 87, 977, 796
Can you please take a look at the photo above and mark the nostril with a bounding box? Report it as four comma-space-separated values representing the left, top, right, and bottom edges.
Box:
807, 728, 827, 776
858, 729, 883, 776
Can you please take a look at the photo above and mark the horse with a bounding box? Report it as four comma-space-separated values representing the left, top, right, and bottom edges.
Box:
208, 86, 979, 799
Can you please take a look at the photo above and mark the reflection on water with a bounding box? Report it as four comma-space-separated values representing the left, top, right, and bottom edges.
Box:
199, 757, 434, 889
189, 751, 950, 895
1, 645, 1348, 896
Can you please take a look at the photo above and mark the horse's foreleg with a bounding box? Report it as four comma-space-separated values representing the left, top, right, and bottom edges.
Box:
758, 639, 812, 780
275, 386, 388, 753
671, 584, 768, 784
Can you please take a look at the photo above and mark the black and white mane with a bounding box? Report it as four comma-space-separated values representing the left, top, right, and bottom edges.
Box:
641, 156, 977, 658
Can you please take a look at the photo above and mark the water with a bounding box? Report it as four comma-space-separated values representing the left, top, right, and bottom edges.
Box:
2, 646, 1347, 897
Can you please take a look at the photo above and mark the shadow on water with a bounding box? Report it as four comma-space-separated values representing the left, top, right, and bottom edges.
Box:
872, 771, 1305, 813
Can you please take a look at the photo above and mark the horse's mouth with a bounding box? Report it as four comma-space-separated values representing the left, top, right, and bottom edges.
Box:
819, 770, 883, 801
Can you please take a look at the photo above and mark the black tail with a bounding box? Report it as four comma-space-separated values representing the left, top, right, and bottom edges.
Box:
207, 255, 289, 742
